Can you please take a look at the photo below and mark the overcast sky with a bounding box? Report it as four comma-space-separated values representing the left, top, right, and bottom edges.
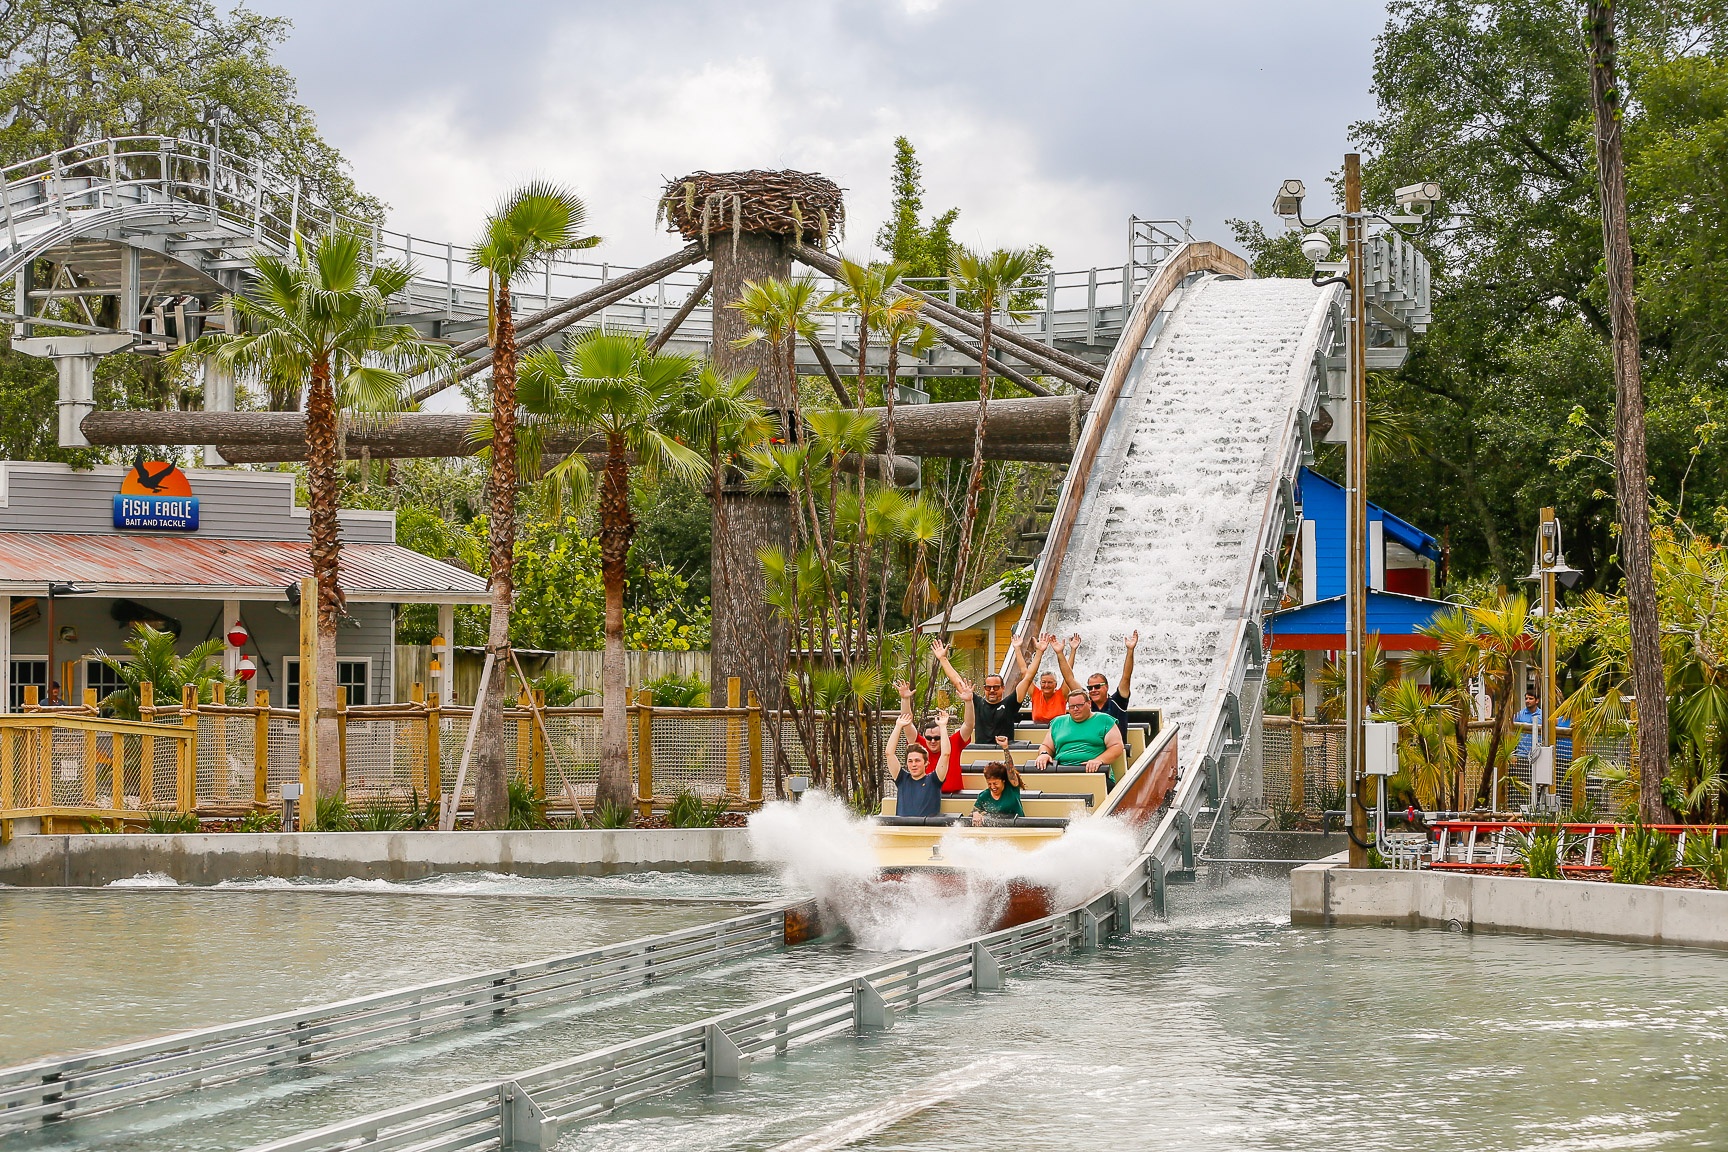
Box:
249, 0, 1389, 274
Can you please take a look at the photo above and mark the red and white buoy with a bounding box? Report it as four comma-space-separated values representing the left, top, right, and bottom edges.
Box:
237, 654, 257, 682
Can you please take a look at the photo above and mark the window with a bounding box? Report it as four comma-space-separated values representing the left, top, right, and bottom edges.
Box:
10, 659, 45, 710
84, 658, 129, 705
284, 658, 370, 707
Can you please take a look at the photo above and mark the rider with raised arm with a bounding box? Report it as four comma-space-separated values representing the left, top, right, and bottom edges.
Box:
898, 678, 967, 795
1056, 629, 1138, 741
885, 710, 950, 819
931, 637, 1034, 746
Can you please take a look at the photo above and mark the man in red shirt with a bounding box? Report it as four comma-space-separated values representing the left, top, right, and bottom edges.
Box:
895, 678, 969, 794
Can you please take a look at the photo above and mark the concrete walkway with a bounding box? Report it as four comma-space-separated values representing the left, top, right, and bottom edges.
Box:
0, 829, 758, 887
1292, 860, 1728, 951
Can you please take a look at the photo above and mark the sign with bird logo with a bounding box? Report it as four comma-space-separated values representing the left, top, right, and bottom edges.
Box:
114, 455, 200, 531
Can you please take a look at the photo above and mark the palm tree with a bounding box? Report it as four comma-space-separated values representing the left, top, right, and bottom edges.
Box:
934, 247, 1039, 641
833, 259, 919, 412
466, 182, 595, 828
180, 231, 448, 806
731, 274, 832, 435
518, 331, 709, 811
878, 307, 935, 484
94, 624, 232, 721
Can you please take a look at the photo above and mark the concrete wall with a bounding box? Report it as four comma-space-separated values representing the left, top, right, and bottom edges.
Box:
1291, 863, 1728, 952
0, 829, 759, 886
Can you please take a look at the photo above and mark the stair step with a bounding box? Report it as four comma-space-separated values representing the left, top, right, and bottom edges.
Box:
1019, 530, 1048, 542
1034, 504, 1056, 514
1006, 554, 1040, 565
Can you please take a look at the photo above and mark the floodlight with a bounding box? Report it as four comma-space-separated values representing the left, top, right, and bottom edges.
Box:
1274, 179, 1307, 219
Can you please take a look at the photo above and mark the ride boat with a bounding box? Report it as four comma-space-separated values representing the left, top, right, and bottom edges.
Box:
869, 713, 1181, 929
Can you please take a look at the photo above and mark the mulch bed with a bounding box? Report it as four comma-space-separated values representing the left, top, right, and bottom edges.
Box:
628, 812, 749, 830
1440, 864, 1719, 889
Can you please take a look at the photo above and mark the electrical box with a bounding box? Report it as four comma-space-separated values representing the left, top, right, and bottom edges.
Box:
1365, 722, 1399, 776
281, 782, 302, 801
1530, 744, 1556, 788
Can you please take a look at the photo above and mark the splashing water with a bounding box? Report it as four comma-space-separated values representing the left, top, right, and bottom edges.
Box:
748, 792, 1139, 952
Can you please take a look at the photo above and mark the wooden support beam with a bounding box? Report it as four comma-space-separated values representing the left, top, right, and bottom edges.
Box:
647, 269, 713, 353
81, 395, 1088, 464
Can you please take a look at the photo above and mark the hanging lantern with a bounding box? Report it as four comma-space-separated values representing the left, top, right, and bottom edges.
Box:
429, 635, 445, 677
227, 620, 250, 648
237, 654, 257, 682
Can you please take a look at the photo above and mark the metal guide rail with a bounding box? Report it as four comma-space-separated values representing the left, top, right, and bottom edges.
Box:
0, 905, 796, 1136
242, 884, 1135, 1152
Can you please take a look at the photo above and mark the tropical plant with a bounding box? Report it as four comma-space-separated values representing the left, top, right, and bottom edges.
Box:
144, 809, 199, 834
516, 329, 708, 811
593, 800, 634, 829
314, 793, 352, 832
731, 273, 834, 421
1604, 821, 1676, 885
350, 798, 414, 832
465, 181, 596, 829
1510, 821, 1574, 880
94, 624, 232, 720
833, 258, 922, 412
1375, 677, 1463, 811
932, 247, 1039, 643
507, 777, 551, 830
643, 672, 708, 708
667, 789, 728, 828
529, 672, 586, 708
178, 230, 450, 804
235, 809, 283, 833
1683, 834, 1728, 890
1315, 635, 1395, 724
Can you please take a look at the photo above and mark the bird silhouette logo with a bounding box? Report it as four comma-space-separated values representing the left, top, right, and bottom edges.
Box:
120, 452, 192, 497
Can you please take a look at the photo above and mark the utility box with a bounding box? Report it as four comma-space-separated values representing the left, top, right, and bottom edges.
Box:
1365, 721, 1399, 776
1530, 744, 1556, 788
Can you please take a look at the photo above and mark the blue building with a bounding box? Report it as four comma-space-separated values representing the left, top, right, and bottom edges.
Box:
1266, 468, 1451, 715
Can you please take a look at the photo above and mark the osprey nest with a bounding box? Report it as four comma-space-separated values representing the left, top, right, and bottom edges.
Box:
658, 170, 844, 249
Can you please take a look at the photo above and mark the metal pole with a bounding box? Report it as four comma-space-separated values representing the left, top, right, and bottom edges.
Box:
1344, 154, 1370, 867
1540, 505, 1558, 808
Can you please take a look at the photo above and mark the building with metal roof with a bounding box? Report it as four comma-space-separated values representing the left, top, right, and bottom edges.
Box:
0, 461, 487, 710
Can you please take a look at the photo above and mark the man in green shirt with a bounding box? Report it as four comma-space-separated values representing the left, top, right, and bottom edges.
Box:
1036, 688, 1126, 787
970, 762, 1023, 825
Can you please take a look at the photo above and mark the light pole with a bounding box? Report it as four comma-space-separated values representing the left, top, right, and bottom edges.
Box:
1524, 507, 1582, 810
1275, 161, 1439, 866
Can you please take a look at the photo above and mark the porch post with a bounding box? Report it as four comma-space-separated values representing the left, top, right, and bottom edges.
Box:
222, 599, 241, 679
0, 595, 10, 714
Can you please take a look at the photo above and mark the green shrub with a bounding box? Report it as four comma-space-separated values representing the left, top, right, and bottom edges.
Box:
528, 672, 587, 708
667, 789, 727, 828
144, 809, 200, 834
507, 777, 551, 830
1684, 835, 1728, 890
642, 672, 707, 708
350, 799, 414, 832
78, 817, 120, 834
236, 809, 283, 833
1605, 821, 1676, 885
1511, 823, 1570, 880
314, 793, 352, 832
594, 800, 634, 829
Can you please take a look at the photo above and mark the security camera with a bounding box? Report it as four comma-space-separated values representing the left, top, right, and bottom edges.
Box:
1394, 181, 1442, 214
1273, 178, 1307, 219
1300, 232, 1332, 264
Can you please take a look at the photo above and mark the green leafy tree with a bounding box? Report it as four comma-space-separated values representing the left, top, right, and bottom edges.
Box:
466, 181, 596, 828
518, 331, 709, 810
178, 232, 447, 802
874, 137, 959, 281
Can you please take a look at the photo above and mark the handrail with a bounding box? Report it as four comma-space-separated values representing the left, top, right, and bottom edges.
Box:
0, 901, 806, 1135
241, 892, 1125, 1152
1003, 241, 1252, 677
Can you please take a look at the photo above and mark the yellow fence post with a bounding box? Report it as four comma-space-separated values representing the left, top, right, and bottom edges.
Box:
1290, 699, 1305, 812
636, 689, 655, 818
180, 685, 198, 813
336, 686, 348, 796
409, 683, 427, 795
139, 682, 155, 809
747, 690, 763, 804
426, 693, 442, 807
82, 688, 98, 807
725, 677, 741, 798
0, 727, 12, 812
530, 689, 547, 800
254, 689, 270, 806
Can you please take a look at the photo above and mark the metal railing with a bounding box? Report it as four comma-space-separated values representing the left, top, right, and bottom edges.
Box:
2, 135, 1152, 356
242, 890, 1131, 1152
0, 904, 799, 1137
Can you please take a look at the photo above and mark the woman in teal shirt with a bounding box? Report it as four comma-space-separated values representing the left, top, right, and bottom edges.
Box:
970, 762, 1024, 825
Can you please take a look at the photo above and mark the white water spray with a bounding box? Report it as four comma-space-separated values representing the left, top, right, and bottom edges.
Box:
748, 792, 1138, 952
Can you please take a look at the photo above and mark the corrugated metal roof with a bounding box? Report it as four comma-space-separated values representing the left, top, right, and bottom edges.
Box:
0, 532, 489, 603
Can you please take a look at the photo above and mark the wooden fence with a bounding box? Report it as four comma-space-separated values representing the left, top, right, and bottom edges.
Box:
0, 678, 765, 834
393, 646, 710, 707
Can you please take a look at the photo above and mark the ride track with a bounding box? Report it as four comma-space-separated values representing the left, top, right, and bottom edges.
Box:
0, 136, 1433, 1148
